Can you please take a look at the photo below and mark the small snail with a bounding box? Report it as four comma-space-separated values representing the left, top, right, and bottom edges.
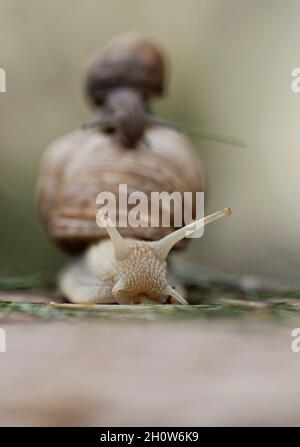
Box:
37, 33, 231, 305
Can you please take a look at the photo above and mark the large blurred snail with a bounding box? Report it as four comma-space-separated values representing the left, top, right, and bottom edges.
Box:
37, 33, 231, 305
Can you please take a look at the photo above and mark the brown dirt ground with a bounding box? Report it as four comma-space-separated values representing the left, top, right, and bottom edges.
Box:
0, 293, 300, 426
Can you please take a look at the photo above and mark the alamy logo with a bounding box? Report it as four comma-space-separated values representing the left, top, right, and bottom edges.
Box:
96, 185, 205, 238
0, 68, 6, 93
0, 328, 6, 352
291, 328, 300, 352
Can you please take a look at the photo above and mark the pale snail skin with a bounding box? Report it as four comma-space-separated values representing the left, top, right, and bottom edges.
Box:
60, 208, 231, 305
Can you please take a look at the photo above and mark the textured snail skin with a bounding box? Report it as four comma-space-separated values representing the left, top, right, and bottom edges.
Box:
59, 239, 169, 305
58, 209, 231, 305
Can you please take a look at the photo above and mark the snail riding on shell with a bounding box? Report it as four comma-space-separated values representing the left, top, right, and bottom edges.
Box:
37, 33, 231, 305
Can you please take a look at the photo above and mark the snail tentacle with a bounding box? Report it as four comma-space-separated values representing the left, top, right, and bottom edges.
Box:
165, 285, 188, 305
151, 208, 231, 260
102, 217, 130, 260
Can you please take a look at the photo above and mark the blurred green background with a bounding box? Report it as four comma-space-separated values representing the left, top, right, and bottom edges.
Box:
1, 0, 300, 286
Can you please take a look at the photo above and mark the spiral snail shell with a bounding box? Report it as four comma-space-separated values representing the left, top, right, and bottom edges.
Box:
86, 33, 165, 106
37, 33, 230, 305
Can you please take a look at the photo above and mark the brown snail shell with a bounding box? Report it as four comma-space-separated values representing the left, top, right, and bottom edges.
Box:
85, 33, 166, 106
37, 125, 204, 255
37, 34, 205, 256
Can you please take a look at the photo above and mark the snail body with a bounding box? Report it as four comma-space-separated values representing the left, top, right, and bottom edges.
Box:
37, 33, 230, 305
59, 210, 231, 305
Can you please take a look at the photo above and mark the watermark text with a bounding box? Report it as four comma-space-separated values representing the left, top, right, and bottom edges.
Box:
0, 68, 6, 93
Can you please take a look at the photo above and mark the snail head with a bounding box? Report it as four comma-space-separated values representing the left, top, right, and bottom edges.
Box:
101, 208, 231, 305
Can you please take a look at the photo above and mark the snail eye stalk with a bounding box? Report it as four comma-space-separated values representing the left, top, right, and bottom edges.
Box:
150, 208, 231, 260
101, 218, 129, 260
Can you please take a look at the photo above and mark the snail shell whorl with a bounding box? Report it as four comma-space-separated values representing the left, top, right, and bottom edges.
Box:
37, 125, 204, 256
85, 33, 166, 106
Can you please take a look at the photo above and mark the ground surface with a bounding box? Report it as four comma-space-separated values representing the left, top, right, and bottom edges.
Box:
0, 291, 300, 426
